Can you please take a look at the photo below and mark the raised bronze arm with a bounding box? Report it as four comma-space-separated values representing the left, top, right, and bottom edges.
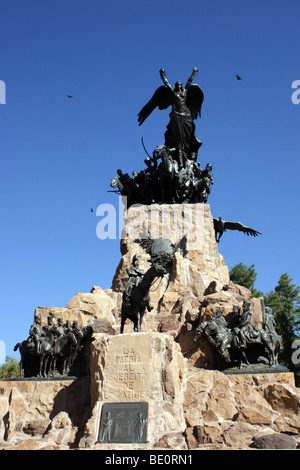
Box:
159, 68, 173, 91
185, 67, 199, 89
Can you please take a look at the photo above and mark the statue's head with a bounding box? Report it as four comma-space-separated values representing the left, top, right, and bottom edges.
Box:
174, 81, 183, 91
132, 254, 139, 266
233, 305, 241, 315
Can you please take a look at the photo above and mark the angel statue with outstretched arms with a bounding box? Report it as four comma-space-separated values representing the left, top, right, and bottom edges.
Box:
138, 67, 204, 168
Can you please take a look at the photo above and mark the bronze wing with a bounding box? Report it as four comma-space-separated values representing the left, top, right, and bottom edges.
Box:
137, 86, 173, 126
186, 84, 204, 120
223, 220, 261, 237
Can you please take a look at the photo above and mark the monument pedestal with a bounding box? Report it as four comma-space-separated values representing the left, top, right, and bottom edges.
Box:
3, 205, 300, 450
79, 332, 186, 447
112, 203, 230, 314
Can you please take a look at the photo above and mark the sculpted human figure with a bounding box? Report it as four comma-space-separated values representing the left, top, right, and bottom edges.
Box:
160, 67, 201, 168
100, 412, 114, 442
233, 301, 258, 349
138, 67, 204, 168
135, 412, 147, 442
264, 306, 278, 335
52, 317, 64, 338
44, 315, 54, 335
212, 308, 227, 328
123, 255, 145, 307
27, 314, 43, 354
263, 306, 283, 363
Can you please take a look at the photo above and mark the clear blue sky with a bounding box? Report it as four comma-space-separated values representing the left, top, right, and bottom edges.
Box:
1, 0, 299, 361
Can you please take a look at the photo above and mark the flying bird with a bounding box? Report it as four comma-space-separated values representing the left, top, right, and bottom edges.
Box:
90, 208, 94, 213
236, 75, 242, 80
67, 95, 73, 98
213, 216, 261, 243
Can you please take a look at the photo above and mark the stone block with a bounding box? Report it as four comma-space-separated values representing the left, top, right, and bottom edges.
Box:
251, 433, 297, 449
80, 332, 186, 446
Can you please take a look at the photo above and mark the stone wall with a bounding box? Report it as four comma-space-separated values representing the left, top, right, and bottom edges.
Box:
1, 366, 299, 450
0, 377, 90, 449
183, 369, 300, 449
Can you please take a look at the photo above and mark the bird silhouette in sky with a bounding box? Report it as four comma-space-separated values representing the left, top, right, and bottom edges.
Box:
91, 208, 94, 213
67, 95, 73, 98
236, 75, 242, 80
213, 216, 261, 243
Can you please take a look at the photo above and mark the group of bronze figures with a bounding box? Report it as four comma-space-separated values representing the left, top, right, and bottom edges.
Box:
120, 232, 284, 371
110, 67, 261, 241
111, 150, 213, 207
14, 235, 284, 376
14, 315, 92, 378
110, 67, 213, 207
194, 301, 283, 370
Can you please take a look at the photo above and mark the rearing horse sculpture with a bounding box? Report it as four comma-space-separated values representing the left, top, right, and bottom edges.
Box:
120, 236, 186, 333
120, 262, 166, 333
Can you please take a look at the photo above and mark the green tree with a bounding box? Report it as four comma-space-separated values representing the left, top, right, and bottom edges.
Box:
0, 356, 20, 380
229, 263, 264, 298
265, 273, 300, 371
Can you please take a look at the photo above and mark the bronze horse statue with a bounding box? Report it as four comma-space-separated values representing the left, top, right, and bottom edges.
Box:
194, 310, 282, 369
14, 330, 77, 378
120, 262, 166, 333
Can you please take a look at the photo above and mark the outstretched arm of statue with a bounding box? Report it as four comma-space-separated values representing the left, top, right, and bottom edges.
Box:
185, 67, 199, 89
159, 68, 173, 91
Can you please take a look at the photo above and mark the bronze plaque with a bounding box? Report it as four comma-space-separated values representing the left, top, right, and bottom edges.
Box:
97, 402, 148, 443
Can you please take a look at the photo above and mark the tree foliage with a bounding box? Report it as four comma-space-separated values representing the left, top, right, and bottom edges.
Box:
0, 356, 20, 380
229, 262, 263, 298
265, 273, 300, 370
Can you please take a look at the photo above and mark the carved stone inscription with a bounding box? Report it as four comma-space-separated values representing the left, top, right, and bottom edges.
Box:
87, 333, 186, 446
102, 336, 153, 401
97, 402, 148, 443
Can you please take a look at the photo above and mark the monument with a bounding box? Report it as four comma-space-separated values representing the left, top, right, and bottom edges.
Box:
1, 68, 299, 451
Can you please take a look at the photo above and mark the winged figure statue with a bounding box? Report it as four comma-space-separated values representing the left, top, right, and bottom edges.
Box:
213, 216, 261, 243
137, 67, 204, 167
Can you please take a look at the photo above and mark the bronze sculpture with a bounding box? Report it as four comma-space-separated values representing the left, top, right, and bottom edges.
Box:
120, 237, 184, 333
120, 259, 166, 334
213, 216, 261, 242
138, 67, 204, 167
110, 67, 212, 206
194, 301, 283, 370
14, 317, 92, 378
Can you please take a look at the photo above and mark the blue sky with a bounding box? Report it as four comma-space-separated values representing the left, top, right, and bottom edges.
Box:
1, 0, 299, 361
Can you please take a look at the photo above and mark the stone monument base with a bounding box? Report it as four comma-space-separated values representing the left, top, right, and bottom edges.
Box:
0, 377, 90, 448
79, 332, 186, 447
1, 362, 299, 449
2, 203, 300, 450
